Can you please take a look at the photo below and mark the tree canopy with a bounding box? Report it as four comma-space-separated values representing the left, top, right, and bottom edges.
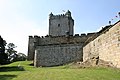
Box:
0, 36, 8, 64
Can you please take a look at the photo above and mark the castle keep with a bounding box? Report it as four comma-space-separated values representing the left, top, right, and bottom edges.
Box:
28, 10, 120, 68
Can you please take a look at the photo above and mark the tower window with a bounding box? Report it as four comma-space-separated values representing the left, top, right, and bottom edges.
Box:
58, 24, 60, 27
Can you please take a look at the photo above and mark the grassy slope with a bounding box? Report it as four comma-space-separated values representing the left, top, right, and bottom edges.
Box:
0, 61, 120, 80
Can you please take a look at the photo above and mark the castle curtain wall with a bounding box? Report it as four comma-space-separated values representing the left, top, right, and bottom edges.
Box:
29, 33, 96, 67
83, 21, 120, 68
34, 44, 83, 67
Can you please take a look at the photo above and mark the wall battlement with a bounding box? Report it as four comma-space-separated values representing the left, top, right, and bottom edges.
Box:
49, 14, 68, 19
49, 10, 72, 20
29, 32, 97, 46
29, 32, 97, 39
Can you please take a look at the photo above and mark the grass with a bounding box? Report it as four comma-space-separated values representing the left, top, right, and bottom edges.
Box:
0, 61, 120, 80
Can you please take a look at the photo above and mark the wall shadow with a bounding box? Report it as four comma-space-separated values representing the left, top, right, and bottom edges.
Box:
29, 63, 34, 66
0, 75, 17, 80
0, 66, 25, 72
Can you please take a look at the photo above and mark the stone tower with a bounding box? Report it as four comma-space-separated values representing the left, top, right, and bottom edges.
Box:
49, 10, 74, 36
27, 36, 35, 60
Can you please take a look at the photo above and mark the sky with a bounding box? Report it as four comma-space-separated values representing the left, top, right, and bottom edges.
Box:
0, 0, 120, 55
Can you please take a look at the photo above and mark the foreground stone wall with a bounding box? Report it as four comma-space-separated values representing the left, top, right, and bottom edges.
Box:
83, 21, 120, 68
34, 44, 83, 67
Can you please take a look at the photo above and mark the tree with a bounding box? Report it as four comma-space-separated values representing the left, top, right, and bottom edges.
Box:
6, 43, 17, 62
17, 53, 27, 61
0, 36, 8, 64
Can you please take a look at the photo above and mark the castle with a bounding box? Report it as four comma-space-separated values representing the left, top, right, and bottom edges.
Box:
28, 10, 120, 68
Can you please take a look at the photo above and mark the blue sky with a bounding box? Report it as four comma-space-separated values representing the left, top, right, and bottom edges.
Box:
0, 0, 120, 54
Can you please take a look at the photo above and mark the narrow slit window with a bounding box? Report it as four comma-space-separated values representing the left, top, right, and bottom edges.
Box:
58, 24, 60, 27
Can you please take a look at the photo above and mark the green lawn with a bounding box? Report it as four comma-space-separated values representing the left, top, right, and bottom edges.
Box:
0, 61, 120, 80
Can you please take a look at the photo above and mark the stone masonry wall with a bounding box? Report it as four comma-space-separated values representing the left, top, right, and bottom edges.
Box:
33, 33, 98, 67
83, 21, 120, 68
34, 33, 97, 46
28, 33, 97, 62
34, 44, 83, 67
27, 36, 35, 60
49, 17, 74, 36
